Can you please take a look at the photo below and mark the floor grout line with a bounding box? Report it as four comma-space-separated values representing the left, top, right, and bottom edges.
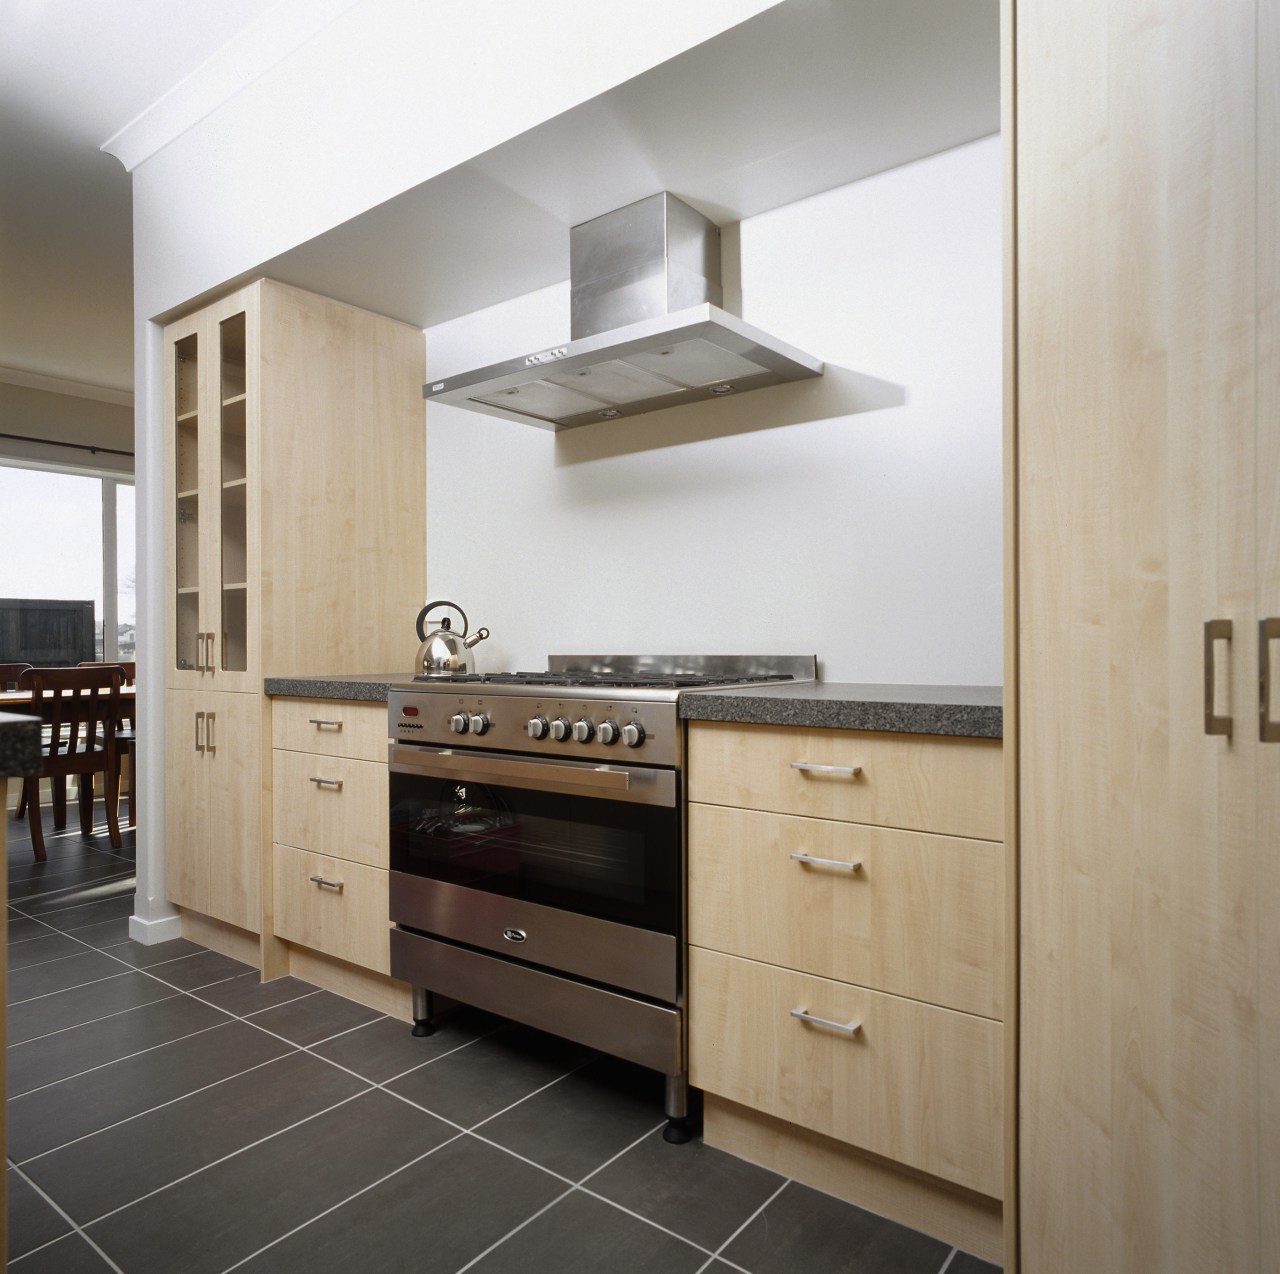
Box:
708, 1177, 791, 1270
7, 988, 188, 1048
450, 1186, 579, 1274
937, 1248, 960, 1273
7, 967, 137, 1007
6, 1160, 127, 1273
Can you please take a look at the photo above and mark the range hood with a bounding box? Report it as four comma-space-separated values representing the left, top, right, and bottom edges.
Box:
424, 192, 823, 431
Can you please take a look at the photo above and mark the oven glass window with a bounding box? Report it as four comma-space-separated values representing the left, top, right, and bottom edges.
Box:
389, 774, 679, 933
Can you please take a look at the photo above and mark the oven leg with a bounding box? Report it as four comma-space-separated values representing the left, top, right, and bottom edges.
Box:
663, 1072, 692, 1144
411, 986, 435, 1037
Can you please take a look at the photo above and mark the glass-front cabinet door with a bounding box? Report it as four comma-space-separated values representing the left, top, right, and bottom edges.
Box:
165, 285, 258, 691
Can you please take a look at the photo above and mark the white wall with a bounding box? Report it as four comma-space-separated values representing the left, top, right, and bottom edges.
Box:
425, 135, 1003, 686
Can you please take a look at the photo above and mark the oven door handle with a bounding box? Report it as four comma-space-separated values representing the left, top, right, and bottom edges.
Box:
388, 743, 676, 806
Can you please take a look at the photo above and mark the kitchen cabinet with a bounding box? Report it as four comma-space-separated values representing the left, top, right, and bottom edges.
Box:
162, 281, 424, 939
1014, 1, 1278, 1271
270, 698, 391, 976
687, 719, 1005, 1261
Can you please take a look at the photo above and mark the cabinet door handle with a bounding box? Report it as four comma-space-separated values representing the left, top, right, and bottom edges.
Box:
790, 1007, 861, 1036
309, 719, 344, 731
1204, 619, 1233, 738
790, 761, 862, 778
195, 710, 205, 753
1262, 618, 1280, 743
208, 632, 216, 676
789, 851, 861, 873
195, 633, 207, 672
206, 712, 216, 753
309, 776, 343, 790
309, 875, 344, 891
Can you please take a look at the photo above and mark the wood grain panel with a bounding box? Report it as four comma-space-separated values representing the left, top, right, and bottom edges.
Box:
271, 748, 388, 868
164, 689, 207, 913
689, 803, 1003, 1019
689, 947, 1003, 1198
201, 690, 262, 933
688, 722, 1003, 841
271, 697, 389, 763
272, 844, 391, 974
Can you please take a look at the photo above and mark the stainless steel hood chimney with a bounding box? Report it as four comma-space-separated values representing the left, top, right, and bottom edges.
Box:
424, 192, 823, 431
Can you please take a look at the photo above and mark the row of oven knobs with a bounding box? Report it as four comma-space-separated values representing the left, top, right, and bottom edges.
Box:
527, 715, 644, 747
449, 712, 490, 735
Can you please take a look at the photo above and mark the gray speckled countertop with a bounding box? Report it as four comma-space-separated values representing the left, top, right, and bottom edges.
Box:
0, 711, 42, 777
680, 682, 1003, 738
263, 673, 406, 702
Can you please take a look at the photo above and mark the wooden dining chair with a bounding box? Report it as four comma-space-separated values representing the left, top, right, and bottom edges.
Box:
79, 661, 137, 827
17, 665, 124, 860
1, 661, 33, 690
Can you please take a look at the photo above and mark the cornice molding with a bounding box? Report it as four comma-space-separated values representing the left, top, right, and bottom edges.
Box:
0, 366, 134, 408
101, 0, 365, 172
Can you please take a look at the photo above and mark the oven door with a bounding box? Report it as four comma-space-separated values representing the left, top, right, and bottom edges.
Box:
388, 743, 680, 1001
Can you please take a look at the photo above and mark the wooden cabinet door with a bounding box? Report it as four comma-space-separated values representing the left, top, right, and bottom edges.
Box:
201, 691, 261, 933
1017, 1, 1266, 1271
164, 689, 208, 911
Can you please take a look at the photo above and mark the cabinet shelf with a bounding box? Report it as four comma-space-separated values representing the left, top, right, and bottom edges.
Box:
222, 477, 248, 491
176, 408, 199, 423
222, 581, 249, 592
177, 585, 200, 596
177, 488, 199, 501
222, 392, 247, 408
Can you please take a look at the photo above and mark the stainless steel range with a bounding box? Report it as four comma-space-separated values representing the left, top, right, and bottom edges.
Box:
386, 653, 815, 1142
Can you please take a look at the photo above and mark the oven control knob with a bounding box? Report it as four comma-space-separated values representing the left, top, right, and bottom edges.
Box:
572, 718, 594, 743
621, 721, 645, 748
468, 713, 489, 736
448, 712, 470, 734
597, 719, 619, 745
526, 715, 548, 740
549, 716, 571, 741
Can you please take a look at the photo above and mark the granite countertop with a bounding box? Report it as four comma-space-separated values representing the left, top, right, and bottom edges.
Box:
0, 711, 43, 778
263, 673, 407, 702
679, 682, 1003, 739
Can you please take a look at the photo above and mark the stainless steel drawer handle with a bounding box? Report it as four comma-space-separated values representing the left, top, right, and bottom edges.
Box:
309, 718, 344, 730
789, 851, 861, 873
790, 1007, 861, 1036
1204, 619, 1233, 738
308, 875, 344, 891
791, 761, 862, 777
1261, 618, 1280, 743
309, 776, 344, 790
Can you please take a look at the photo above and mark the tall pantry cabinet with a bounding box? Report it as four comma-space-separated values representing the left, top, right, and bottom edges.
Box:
163, 279, 424, 938
1014, 1, 1278, 1271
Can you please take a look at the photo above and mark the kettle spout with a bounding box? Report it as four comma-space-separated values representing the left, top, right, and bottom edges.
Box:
464, 627, 490, 650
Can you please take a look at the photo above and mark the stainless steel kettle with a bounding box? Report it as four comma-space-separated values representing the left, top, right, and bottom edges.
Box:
414, 600, 490, 677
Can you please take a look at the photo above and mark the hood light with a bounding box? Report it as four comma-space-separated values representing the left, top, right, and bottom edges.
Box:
710, 383, 735, 395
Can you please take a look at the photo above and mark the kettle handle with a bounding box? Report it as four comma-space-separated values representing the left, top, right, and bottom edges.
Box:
415, 600, 469, 643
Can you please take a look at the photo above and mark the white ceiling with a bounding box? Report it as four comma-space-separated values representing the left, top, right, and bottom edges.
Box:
0, 0, 999, 397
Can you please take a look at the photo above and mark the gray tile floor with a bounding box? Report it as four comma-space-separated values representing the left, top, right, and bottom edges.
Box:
6, 804, 1001, 1273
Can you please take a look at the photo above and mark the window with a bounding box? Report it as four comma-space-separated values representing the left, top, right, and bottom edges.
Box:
0, 463, 136, 662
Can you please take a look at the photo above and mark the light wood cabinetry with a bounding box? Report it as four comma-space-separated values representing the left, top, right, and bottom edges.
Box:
688, 719, 1005, 1259
162, 280, 424, 939
1014, 1, 1278, 1271
270, 698, 393, 978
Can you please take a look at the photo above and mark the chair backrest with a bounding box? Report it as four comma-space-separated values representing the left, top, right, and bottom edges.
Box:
18, 665, 124, 773
1, 662, 34, 692
78, 660, 136, 686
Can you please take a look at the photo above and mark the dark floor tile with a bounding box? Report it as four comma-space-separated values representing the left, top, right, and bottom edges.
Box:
480, 1055, 666, 1180
7, 969, 177, 1045
245, 987, 383, 1046
6, 930, 87, 971
948, 1253, 1001, 1274
193, 971, 319, 1017
7, 993, 229, 1097
7, 1231, 116, 1272
17, 890, 135, 930
7, 863, 135, 901
309, 1011, 491, 1084
138, 947, 253, 991
97, 935, 206, 968
86, 1089, 456, 1274
7, 843, 130, 881
588, 1128, 785, 1252
7, 1168, 72, 1260
7, 912, 60, 944
386, 1024, 594, 1128
722, 1181, 951, 1274
237, 1131, 564, 1273
7, 949, 131, 1004
24, 1050, 371, 1225
59, 914, 131, 947
469, 1188, 707, 1274
8, 1018, 295, 1161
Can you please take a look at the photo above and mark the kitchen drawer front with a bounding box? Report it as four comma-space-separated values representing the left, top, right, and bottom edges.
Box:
271, 697, 388, 762
273, 844, 390, 974
687, 721, 1003, 841
688, 803, 1003, 1020
689, 948, 1003, 1198
272, 749, 388, 868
